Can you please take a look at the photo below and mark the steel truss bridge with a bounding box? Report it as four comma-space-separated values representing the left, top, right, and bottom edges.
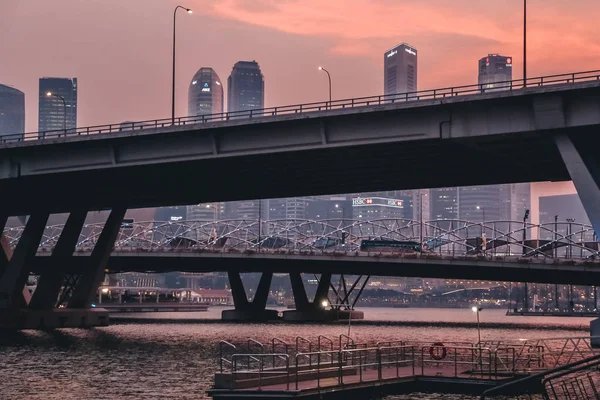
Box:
4, 218, 600, 259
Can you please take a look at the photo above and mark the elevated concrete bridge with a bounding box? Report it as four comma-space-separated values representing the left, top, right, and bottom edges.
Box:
2, 70, 600, 326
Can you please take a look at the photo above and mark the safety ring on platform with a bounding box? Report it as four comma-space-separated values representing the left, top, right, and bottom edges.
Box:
429, 342, 447, 360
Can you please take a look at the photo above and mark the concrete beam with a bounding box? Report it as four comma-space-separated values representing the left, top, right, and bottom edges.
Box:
29, 210, 87, 309
68, 207, 126, 308
227, 271, 249, 309
555, 134, 600, 236
0, 212, 49, 309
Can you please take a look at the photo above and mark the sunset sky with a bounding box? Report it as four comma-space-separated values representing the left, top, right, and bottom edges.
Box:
1, 0, 599, 132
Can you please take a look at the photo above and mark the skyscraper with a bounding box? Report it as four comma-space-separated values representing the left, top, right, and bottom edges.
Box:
188, 68, 223, 117
0, 84, 25, 140
38, 77, 77, 135
227, 61, 264, 113
384, 42, 417, 95
478, 54, 513, 90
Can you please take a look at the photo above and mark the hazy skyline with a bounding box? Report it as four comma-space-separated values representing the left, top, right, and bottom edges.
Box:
1, 0, 599, 132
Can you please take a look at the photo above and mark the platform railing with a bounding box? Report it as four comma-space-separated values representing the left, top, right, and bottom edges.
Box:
479, 337, 600, 373
420, 345, 496, 379
3, 69, 600, 146
218, 340, 237, 373
231, 353, 290, 390
480, 354, 600, 400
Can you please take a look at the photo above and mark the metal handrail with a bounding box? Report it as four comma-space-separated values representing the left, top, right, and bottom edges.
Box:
3, 68, 600, 145
271, 337, 289, 367
218, 340, 237, 373
231, 353, 290, 391
480, 354, 600, 399
420, 345, 495, 379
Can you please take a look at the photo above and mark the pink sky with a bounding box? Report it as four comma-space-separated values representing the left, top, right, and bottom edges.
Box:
1, 0, 599, 132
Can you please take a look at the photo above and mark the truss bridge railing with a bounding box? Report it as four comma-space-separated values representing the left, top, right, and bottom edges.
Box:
3, 218, 600, 261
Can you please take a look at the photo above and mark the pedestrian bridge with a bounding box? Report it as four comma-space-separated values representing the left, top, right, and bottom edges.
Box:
5, 218, 600, 285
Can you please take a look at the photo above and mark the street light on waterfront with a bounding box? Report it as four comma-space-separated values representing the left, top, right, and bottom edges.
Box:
472, 306, 482, 345
46, 91, 67, 133
322, 299, 354, 338
172, 5, 193, 125
318, 66, 332, 109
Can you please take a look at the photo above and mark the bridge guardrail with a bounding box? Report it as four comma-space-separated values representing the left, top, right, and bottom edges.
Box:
2, 69, 600, 145
7, 218, 600, 260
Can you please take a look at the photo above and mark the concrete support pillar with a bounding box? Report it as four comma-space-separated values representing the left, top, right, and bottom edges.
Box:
68, 207, 126, 309
252, 272, 273, 310
555, 134, 600, 236
0, 215, 8, 275
222, 272, 278, 321
29, 210, 87, 309
289, 272, 309, 310
314, 272, 332, 307
227, 271, 249, 309
0, 212, 49, 309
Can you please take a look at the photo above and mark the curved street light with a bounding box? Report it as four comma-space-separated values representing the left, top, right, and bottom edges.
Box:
46, 91, 67, 133
318, 66, 332, 109
172, 5, 193, 125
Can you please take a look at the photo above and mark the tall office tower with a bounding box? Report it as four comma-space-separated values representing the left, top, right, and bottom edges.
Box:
509, 183, 531, 221
38, 77, 77, 135
430, 187, 459, 220
188, 68, 223, 116
458, 185, 505, 223
0, 84, 25, 140
186, 203, 225, 221
268, 198, 306, 221
384, 42, 417, 95
478, 54, 513, 90
227, 61, 264, 113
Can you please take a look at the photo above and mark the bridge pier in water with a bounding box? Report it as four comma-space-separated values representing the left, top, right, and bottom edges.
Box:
0, 208, 127, 330
222, 271, 279, 321
282, 272, 364, 322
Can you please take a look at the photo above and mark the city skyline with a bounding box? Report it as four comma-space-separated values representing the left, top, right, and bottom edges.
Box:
1, 0, 599, 132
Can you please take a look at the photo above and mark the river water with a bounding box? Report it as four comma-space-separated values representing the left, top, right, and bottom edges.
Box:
0, 307, 592, 400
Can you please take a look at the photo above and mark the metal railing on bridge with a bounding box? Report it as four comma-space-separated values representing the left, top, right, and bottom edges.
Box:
1, 69, 600, 145
4, 218, 600, 260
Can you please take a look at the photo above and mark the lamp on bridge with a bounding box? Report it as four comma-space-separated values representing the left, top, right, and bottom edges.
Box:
46, 92, 67, 134
318, 66, 332, 109
171, 5, 193, 125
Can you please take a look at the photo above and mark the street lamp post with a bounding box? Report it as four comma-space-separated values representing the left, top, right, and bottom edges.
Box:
46, 92, 67, 134
318, 66, 332, 109
476, 206, 485, 253
172, 5, 193, 125
523, 0, 527, 86
472, 306, 482, 345
522, 209, 530, 311
567, 218, 576, 259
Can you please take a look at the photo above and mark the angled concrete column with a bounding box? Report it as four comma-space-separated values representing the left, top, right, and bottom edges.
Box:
251, 272, 273, 311
289, 272, 309, 310
0, 212, 49, 309
68, 207, 126, 309
555, 134, 600, 236
222, 272, 278, 321
227, 271, 249, 309
29, 210, 87, 310
313, 272, 332, 306
0, 214, 9, 275
284, 272, 337, 322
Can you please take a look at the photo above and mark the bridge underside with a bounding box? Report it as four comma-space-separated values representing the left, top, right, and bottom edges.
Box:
28, 254, 600, 286
0, 126, 582, 215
